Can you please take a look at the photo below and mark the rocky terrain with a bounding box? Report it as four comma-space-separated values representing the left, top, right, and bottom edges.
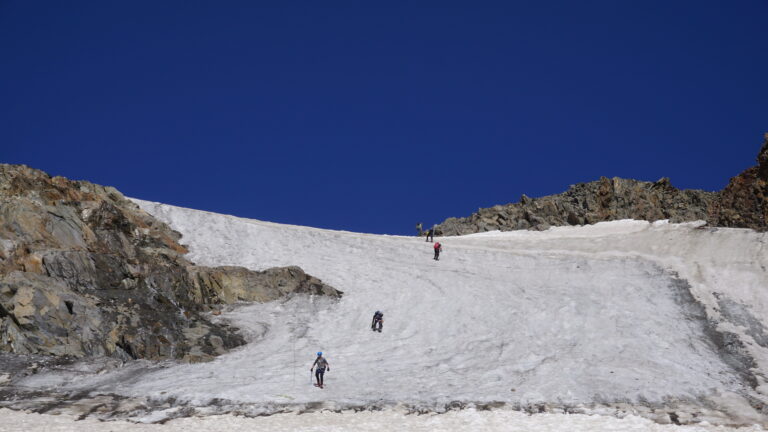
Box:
0, 164, 340, 363
709, 134, 768, 231
0, 144, 767, 427
436, 134, 768, 236
437, 177, 716, 236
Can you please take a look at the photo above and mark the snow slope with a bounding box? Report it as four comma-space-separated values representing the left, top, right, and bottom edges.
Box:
15, 200, 768, 426
0, 407, 763, 432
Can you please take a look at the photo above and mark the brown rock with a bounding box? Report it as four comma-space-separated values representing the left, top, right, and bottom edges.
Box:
189, 265, 342, 305
436, 134, 768, 235
0, 164, 341, 362
708, 133, 768, 231
437, 177, 717, 235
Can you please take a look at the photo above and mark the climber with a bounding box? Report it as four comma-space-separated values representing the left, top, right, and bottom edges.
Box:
426, 225, 435, 242
371, 310, 384, 332
434, 241, 442, 260
311, 351, 330, 388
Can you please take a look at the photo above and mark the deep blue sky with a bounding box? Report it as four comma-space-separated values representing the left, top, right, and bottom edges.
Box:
2, 1, 767, 234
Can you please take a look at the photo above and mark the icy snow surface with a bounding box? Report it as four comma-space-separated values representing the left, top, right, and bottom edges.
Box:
0, 407, 763, 432
12, 199, 768, 429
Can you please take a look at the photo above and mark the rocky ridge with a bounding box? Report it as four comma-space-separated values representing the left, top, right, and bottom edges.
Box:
0, 164, 340, 362
436, 134, 768, 236
709, 134, 768, 231
437, 177, 717, 236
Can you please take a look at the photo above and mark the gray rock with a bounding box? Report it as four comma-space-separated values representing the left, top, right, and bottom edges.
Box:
0, 164, 341, 362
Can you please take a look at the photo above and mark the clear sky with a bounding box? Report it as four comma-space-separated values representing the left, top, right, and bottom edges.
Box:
2, 1, 767, 235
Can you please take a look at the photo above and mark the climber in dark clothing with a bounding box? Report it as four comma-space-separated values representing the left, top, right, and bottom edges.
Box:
434, 242, 442, 260
311, 352, 330, 388
371, 310, 384, 332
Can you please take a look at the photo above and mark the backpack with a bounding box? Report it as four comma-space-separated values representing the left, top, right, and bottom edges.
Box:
434, 242, 441, 250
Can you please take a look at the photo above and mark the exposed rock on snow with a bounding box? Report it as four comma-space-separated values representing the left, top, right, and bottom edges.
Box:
436, 134, 768, 235
709, 133, 768, 231
437, 176, 716, 235
0, 165, 340, 362
189, 266, 342, 304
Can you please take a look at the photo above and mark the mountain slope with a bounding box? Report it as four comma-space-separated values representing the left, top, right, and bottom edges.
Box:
14, 200, 766, 425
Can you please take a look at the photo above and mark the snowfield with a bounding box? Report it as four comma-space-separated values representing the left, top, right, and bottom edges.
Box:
7, 200, 768, 430
0, 407, 764, 432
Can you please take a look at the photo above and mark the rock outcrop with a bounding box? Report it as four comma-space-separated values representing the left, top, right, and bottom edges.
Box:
436, 135, 768, 236
708, 134, 768, 230
0, 165, 340, 362
189, 266, 341, 304
437, 177, 717, 236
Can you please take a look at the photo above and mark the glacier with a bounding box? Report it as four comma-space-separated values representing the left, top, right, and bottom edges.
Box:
7, 199, 768, 430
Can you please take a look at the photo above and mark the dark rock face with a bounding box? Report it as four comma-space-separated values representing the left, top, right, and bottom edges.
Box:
437, 135, 768, 236
0, 165, 340, 362
708, 134, 768, 231
437, 177, 717, 236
